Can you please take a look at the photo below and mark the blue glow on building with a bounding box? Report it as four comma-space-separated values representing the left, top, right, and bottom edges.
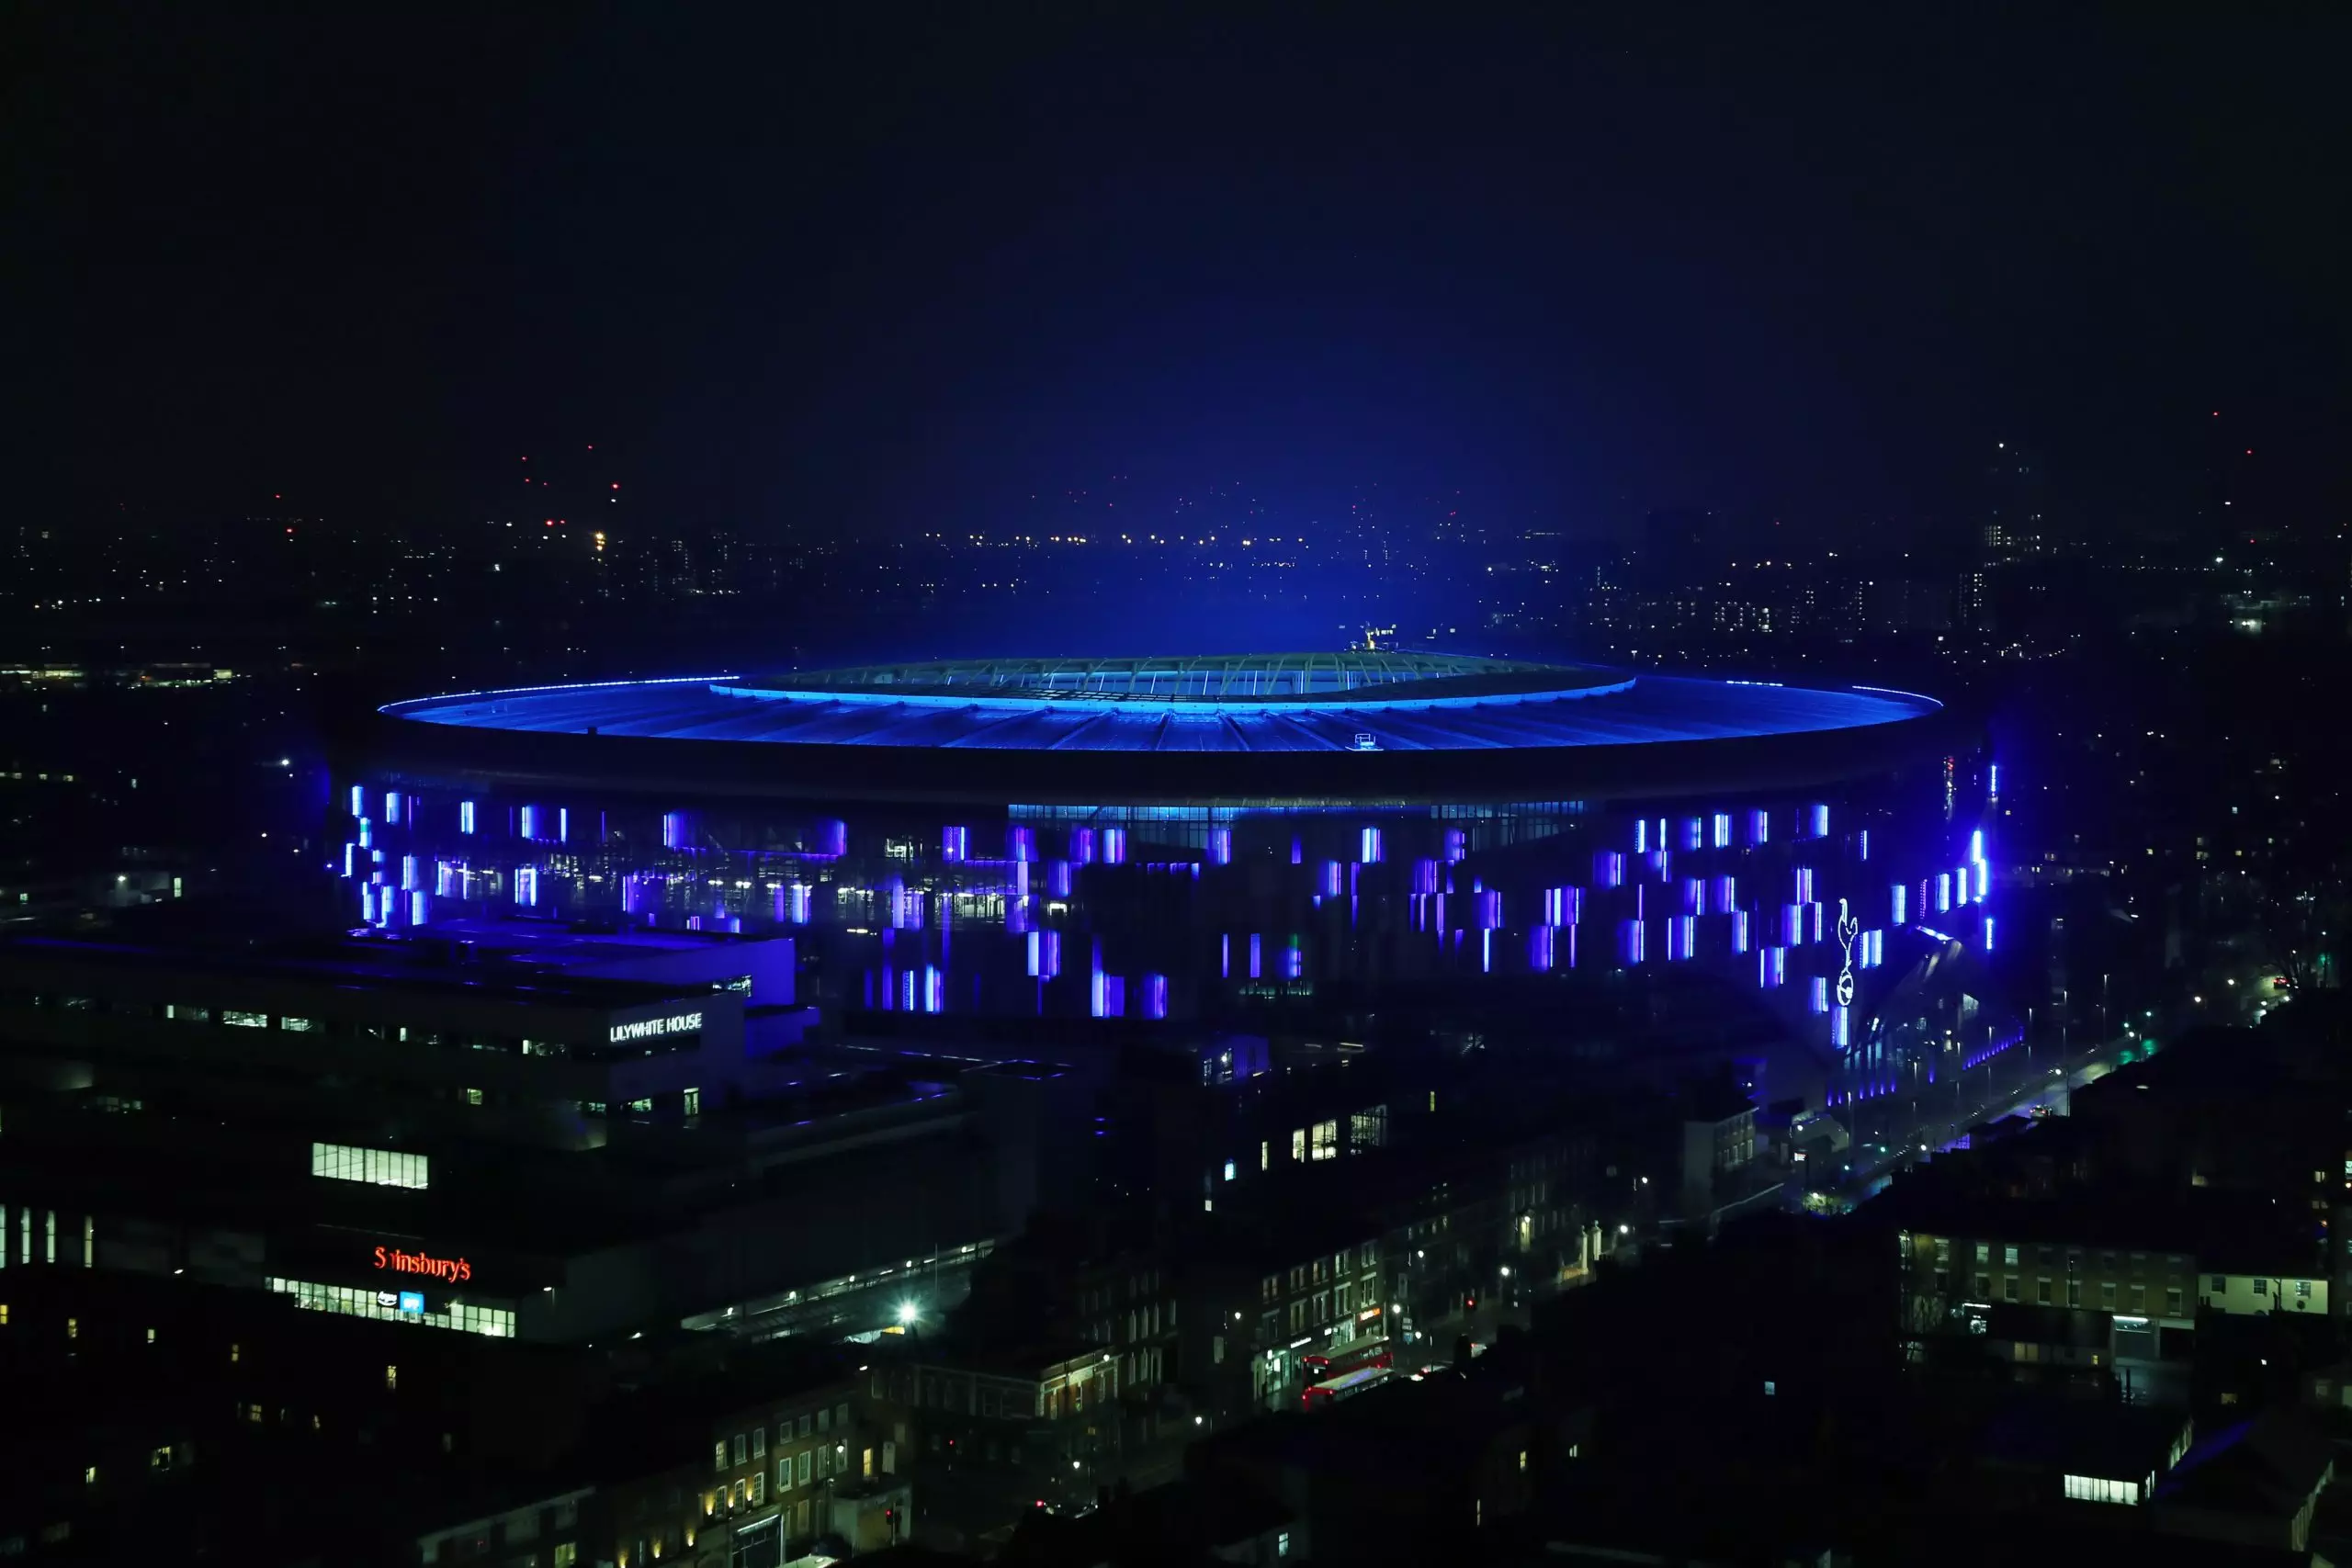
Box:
386, 791, 403, 826
357, 817, 371, 850
352, 655, 1973, 1057
349, 784, 367, 817
394, 663, 1939, 753
410, 890, 429, 925
1891, 883, 1906, 926
1810, 976, 1829, 1014
1936, 873, 1952, 913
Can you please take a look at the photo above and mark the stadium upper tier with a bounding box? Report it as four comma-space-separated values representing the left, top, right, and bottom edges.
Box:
382, 656, 1937, 755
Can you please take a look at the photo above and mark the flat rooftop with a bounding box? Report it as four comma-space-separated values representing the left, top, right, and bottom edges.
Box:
0, 932, 712, 1013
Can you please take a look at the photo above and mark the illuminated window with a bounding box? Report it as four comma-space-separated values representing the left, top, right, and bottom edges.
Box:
2063, 1473, 2139, 1506
385, 1365, 398, 1391
311, 1143, 429, 1190
220, 1010, 268, 1028
713, 1441, 727, 1473
1310, 1121, 1340, 1161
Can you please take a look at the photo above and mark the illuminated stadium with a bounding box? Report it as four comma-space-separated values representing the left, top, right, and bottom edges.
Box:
336, 653, 1996, 1108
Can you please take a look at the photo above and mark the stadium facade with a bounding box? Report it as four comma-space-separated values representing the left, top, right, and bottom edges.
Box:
338, 654, 1993, 1109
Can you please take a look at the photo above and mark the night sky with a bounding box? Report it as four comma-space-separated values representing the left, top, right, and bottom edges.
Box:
13, 6, 2348, 542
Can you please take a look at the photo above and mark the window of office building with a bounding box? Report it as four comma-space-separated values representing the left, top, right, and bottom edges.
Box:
2002, 1246, 2018, 1266
1310, 1121, 1340, 1161
265, 1278, 513, 1337
2064, 1474, 2139, 1505
221, 1010, 268, 1028
310, 1143, 429, 1190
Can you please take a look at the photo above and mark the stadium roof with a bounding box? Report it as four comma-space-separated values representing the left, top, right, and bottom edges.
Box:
383, 657, 1938, 756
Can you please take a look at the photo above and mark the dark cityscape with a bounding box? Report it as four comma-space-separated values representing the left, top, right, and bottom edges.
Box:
4, 7, 2350, 1566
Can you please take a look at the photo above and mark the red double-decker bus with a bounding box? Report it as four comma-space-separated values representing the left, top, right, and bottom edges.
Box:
1299, 1340, 1392, 1383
